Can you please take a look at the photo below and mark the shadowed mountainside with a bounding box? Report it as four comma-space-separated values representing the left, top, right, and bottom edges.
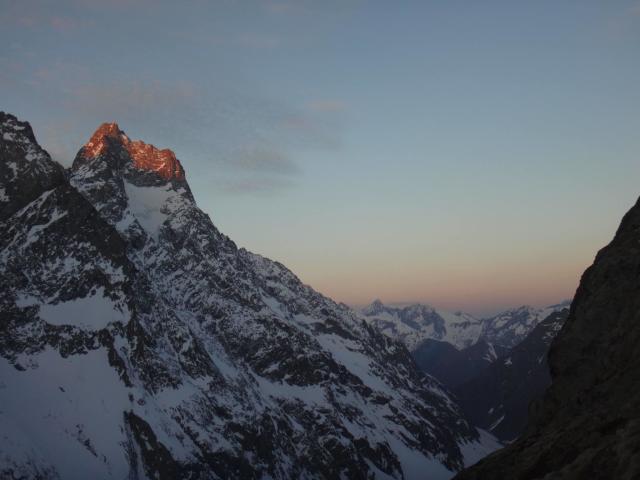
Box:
454, 309, 569, 442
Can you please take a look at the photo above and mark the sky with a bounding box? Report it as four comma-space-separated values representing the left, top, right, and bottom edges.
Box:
2, 0, 640, 316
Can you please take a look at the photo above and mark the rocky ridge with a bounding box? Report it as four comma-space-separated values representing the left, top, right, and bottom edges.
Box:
360, 300, 570, 356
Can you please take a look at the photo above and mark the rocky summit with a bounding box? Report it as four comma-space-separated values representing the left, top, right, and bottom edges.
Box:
78, 122, 185, 181
0, 113, 499, 480
456, 196, 640, 478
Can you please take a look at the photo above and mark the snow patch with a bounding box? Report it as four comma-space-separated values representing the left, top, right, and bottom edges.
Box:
459, 429, 502, 467
0, 349, 132, 479
122, 182, 173, 236
16, 288, 129, 329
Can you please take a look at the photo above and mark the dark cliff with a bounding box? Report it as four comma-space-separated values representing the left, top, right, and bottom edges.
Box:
456, 197, 640, 479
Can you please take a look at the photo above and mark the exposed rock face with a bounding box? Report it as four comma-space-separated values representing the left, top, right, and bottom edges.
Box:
456, 198, 640, 479
1, 115, 499, 480
0, 113, 65, 221
78, 122, 185, 181
454, 309, 569, 442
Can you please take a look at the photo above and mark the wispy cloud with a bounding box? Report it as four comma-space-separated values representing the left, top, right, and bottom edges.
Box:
306, 99, 346, 113
4, 57, 344, 193
605, 2, 640, 38
236, 33, 281, 49
0, 3, 95, 31
263, 1, 304, 15
70, 0, 151, 7
265, 2, 292, 13
226, 146, 300, 175
49, 15, 94, 32
219, 177, 296, 195
64, 80, 197, 117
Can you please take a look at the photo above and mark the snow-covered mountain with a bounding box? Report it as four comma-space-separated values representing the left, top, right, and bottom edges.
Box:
0, 113, 499, 480
360, 300, 484, 351
359, 300, 571, 394
361, 300, 571, 354
480, 301, 571, 349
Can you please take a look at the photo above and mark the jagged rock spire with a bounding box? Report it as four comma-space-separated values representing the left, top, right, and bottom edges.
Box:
78, 122, 185, 181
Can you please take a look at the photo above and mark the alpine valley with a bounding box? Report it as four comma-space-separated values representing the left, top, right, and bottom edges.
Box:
358, 301, 569, 387
358, 301, 571, 441
0, 113, 503, 480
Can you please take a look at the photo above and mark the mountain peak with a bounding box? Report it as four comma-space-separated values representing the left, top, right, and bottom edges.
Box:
361, 298, 386, 315
371, 298, 384, 307
79, 122, 185, 181
0, 112, 65, 221
94, 121, 122, 137
81, 122, 126, 158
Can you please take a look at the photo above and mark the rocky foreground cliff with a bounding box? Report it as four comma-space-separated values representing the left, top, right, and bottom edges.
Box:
456, 196, 640, 478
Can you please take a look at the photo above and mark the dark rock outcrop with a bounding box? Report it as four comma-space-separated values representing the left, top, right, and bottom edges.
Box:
0, 112, 65, 221
456, 197, 640, 479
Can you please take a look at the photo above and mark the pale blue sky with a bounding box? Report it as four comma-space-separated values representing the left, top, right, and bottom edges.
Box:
2, 0, 639, 315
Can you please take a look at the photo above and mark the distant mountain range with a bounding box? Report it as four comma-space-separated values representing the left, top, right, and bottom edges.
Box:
480, 302, 572, 349
360, 300, 570, 354
359, 300, 570, 387
0, 113, 499, 480
360, 300, 572, 441
360, 300, 483, 351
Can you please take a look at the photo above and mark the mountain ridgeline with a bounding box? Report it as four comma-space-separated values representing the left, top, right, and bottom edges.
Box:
0, 113, 499, 480
359, 300, 570, 388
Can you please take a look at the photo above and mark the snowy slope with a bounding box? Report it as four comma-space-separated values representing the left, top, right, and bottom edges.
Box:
480, 301, 571, 349
0, 114, 499, 480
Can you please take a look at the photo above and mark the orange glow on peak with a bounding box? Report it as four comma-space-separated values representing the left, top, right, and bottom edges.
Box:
81, 122, 185, 181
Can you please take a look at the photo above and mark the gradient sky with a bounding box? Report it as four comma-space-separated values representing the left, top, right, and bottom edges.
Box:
2, 1, 640, 315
